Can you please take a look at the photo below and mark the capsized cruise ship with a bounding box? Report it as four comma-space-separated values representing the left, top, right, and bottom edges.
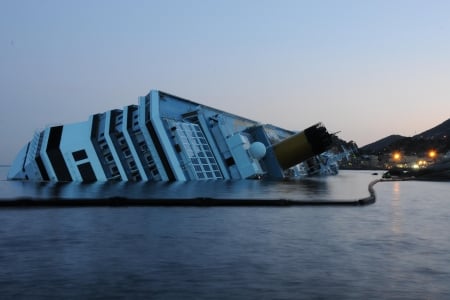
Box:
8, 90, 341, 182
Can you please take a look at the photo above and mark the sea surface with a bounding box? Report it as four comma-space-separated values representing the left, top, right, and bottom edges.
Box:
0, 166, 449, 299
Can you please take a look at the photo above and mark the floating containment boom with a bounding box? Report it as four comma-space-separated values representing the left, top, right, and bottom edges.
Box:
8, 90, 335, 182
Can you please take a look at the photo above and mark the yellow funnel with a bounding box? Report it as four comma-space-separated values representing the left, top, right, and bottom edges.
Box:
272, 123, 332, 170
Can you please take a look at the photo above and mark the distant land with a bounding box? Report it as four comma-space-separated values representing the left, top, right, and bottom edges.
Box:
338, 118, 450, 177
360, 118, 450, 156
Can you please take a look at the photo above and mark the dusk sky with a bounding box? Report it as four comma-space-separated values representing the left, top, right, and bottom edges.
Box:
1, 0, 450, 164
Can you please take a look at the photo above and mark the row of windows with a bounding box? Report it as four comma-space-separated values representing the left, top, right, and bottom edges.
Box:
175, 122, 222, 180
93, 112, 157, 181
133, 131, 159, 179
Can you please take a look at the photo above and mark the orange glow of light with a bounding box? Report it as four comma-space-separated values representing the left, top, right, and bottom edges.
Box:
429, 150, 437, 159
393, 152, 401, 161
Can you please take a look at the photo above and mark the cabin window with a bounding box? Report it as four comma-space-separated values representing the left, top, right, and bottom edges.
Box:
72, 150, 88, 161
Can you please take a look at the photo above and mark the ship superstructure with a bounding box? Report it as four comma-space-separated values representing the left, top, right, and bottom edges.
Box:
8, 90, 335, 182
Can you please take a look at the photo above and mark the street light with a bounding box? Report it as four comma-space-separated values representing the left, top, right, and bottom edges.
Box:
428, 150, 437, 160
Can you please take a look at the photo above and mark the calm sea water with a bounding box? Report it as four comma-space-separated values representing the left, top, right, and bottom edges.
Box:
1, 166, 450, 299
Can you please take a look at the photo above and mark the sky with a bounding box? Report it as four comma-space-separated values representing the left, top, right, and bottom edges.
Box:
1, 0, 450, 164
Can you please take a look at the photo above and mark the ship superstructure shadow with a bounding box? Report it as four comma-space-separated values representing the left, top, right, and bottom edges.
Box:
9, 90, 347, 182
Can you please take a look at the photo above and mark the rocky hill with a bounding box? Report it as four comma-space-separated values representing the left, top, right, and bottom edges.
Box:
360, 134, 406, 153
413, 118, 450, 139
360, 118, 450, 156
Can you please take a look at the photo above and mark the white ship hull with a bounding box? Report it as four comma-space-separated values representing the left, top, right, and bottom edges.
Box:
8, 90, 336, 182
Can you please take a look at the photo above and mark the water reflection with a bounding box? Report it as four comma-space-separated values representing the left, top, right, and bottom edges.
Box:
390, 181, 403, 234
2, 178, 332, 201
0, 168, 381, 202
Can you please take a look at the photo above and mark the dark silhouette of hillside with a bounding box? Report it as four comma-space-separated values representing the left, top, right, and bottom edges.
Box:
413, 118, 450, 139
360, 135, 406, 153
360, 118, 450, 156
